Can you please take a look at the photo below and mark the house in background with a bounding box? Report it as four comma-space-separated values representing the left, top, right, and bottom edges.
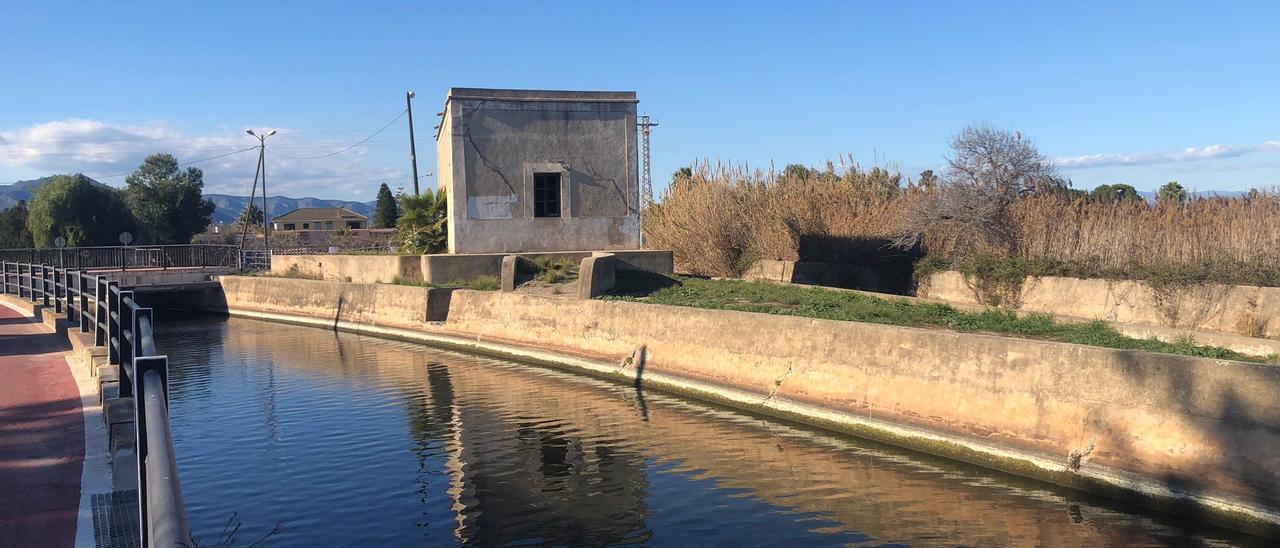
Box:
271, 207, 369, 231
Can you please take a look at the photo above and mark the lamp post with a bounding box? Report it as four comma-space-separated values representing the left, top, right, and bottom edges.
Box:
406, 90, 420, 196
246, 129, 277, 251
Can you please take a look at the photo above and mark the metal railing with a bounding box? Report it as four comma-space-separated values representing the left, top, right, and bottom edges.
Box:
0, 244, 239, 271
1, 260, 193, 548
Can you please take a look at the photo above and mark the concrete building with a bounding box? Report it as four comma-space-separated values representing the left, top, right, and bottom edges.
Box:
435, 88, 641, 254
271, 207, 368, 232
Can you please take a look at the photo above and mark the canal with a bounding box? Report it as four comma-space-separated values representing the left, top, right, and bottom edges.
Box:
156, 316, 1258, 546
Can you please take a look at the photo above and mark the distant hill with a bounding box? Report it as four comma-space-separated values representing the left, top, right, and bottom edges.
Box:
0, 176, 375, 223
205, 194, 376, 224
0, 175, 109, 209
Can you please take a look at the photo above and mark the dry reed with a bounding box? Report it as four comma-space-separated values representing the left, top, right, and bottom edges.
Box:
643, 163, 1280, 286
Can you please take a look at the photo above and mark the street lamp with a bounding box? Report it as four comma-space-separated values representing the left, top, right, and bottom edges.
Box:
246, 129, 277, 251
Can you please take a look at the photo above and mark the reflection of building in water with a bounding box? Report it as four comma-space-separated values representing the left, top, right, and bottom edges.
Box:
442, 398, 650, 546
218, 318, 1226, 547
330, 331, 651, 545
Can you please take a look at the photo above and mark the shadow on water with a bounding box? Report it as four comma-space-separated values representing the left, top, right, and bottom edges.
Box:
154, 316, 1274, 547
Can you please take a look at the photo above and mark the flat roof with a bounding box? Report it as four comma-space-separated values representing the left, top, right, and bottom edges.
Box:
446, 87, 637, 103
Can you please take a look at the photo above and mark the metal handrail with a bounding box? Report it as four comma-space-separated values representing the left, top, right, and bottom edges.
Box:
0, 244, 240, 271
1, 260, 192, 548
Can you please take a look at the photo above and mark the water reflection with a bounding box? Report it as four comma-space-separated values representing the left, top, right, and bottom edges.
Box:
157, 317, 1260, 547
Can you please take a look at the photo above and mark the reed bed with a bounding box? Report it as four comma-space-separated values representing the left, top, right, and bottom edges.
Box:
643, 163, 1280, 286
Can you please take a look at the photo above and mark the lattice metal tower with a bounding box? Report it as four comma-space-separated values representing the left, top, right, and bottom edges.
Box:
637, 115, 658, 207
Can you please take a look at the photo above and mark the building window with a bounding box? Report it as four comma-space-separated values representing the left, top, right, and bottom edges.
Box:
302, 223, 310, 230
533, 172, 561, 218
325, 221, 334, 230
283, 223, 295, 230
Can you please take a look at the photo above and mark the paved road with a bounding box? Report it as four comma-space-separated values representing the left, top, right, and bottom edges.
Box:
0, 304, 83, 548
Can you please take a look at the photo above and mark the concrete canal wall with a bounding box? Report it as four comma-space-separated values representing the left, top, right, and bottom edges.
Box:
213, 275, 1280, 536
273, 250, 673, 286
216, 276, 453, 328
920, 270, 1280, 340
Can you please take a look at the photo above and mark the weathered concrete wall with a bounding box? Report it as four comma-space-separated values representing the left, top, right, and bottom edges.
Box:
93, 267, 230, 286
271, 254, 423, 284
423, 250, 672, 284
217, 276, 451, 327
437, 88, 641, 254
213, 275, 1280, 534
920, 271, 1280, 340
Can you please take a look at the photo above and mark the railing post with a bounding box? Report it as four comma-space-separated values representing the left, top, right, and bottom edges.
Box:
1, 261, 8, 295
107, 281, 120, 365
53, 267, 64, 314
119, 290, 135, 396
36, 263, 42, 304
95, 276, 107, 345
78, 273, 90, 333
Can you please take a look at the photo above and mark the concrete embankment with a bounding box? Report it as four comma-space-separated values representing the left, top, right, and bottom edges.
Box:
214, 275, 1280, 538
920, 270, 1280, 341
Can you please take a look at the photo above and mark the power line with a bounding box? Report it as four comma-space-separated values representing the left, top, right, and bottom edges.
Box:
267, 108, 407, 160
86, 146, 260, 180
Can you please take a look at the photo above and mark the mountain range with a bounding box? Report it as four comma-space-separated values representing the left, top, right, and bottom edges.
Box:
0, 176, 376, 224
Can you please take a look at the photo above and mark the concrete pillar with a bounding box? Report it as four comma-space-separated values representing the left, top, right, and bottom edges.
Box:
577, 254, 617, 299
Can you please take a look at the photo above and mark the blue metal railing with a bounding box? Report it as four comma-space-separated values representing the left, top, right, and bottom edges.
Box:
0, 260, 192, 548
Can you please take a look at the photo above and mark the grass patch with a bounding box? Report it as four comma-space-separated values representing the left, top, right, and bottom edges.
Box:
604, 275, 1272, 363
392, 275, 499, 291
527, 258, 579, 285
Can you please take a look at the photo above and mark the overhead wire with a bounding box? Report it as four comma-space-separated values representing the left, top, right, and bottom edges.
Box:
87, 146, 260, 180
267, 108, 407, 160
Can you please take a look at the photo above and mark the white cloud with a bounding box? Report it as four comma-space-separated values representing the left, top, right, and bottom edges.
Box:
1054, 142, 1275, 169
0, 118, 403, 198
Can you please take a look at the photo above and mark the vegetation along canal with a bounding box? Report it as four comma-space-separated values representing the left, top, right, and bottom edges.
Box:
157, 316, 1263, 546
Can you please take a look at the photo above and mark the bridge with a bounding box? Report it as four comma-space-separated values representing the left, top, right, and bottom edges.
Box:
0, 244, 252, 299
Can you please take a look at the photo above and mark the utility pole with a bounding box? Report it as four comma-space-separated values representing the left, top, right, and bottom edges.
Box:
246, 129, 277, 251
638, 115, 658, 207
407, 90, 420, 196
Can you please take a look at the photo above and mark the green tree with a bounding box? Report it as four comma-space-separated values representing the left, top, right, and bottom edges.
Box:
1157, 181, 1188, 206
0, 200, 34, 248
26, 174, 135, 247
781, 163, 813, 181
123, 153, 215, 243
916, 169, 940, 189
236, 202, 264, 228
396, 188, 448, 254
372, 183, 400, 228
1090, 183, 1141, 202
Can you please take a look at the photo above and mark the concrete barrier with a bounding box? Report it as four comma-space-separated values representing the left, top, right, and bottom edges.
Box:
212, 275, 1280, 536
577, 254, 616, 299
920, 271, 1280, 340
271, 254, 422, 284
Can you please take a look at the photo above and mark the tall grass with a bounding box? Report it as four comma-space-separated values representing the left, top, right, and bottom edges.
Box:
643, 162, 919, 277
643, 163, 1280, 286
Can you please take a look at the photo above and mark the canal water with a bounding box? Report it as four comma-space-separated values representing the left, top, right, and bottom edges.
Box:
157, 317, 1260, 547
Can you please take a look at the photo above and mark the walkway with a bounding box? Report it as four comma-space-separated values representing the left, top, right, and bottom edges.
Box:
0, 302, 83, 548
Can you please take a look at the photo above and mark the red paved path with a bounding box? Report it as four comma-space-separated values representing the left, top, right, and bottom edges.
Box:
0, 303, 83, 548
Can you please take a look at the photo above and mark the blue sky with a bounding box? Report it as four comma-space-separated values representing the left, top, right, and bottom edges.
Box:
1, 1, 1277, 200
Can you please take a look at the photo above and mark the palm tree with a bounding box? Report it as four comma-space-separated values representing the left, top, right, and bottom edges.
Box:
396, 188, 448, 253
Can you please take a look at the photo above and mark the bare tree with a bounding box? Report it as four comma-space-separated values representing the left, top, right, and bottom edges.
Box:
893, 124, 1060, 259
946, 123, 1060, 199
